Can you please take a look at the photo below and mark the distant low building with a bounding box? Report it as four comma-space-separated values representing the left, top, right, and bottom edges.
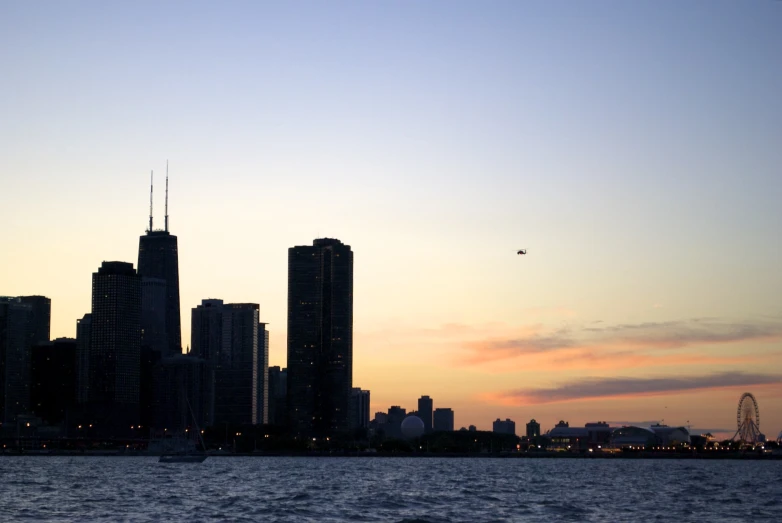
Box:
548, 421, 612, 449
433, 408, 454, 432
493, 418, 516, 435
526, 419, 541, 438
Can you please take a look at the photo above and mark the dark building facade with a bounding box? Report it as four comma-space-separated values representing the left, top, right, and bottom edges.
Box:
493, 418, 516, 435
140, 277, 167, 354
349, 388, 370, 431
287, 238, 353, 438
0, 295, 50, 423
138, 231, 181, 357
88, 262, 142, 431
526, 419, 541, 438
153, 355, 211, 433
268, 366, 287, 426
418, 395, 433, 433
433, 408, 454, 432
31, 338, 77, 426
256, 323, 269, 425
75, 314, 92, 405
191, 300, 264, 426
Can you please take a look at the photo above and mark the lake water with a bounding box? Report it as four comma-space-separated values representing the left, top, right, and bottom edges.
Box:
0, 456, 780, 522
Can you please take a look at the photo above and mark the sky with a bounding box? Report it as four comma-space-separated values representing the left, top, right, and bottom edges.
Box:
1, 1, 781, 439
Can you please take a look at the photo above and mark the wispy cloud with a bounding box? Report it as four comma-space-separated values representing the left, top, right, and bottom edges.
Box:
486, 372, 782, 406
458, 317, 782, 368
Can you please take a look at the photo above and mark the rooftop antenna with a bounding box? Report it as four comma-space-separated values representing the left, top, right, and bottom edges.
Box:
148, 170, 154, 232
165, 160, 169, 232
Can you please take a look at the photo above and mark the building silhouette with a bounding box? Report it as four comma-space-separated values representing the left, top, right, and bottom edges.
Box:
257, 323, 269, 425
418, 395, 433, 433
30, 338, 77, 426
287, 238, 353, 437
433, 407, 454, 432
75, 314, 92, 405
268, 366, 287, 426
349, 388, 370, 431
88, 261, 141, 431
138, 172, 181, 357
140, 277, 167, 353
191, 300, 266, 426
153, 355, 211, 433
493, 418, 516, 435
0, 295, 50, 424
526, 419, 541, 438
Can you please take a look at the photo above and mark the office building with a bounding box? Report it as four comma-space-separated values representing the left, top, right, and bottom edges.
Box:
493, 418, 516, 435
191, 300, 265, 426
418, 395, 433, 433
30, 338, 77, 426
153, 355, 211, 432
287, 238, 353, 437
433, 408, 454, 432
526, 419, 541, 438
141, 277, 167, 353
75, 314, 92, 405
268, 366, 287, 426
138, 173, 181, 357
88, 261, 141, 430
349, 388, 370, 431
0, 295, 50, 423
256, 323, 269, 425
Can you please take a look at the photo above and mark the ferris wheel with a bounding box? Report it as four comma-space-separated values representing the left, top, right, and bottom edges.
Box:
733, 392, 760, 444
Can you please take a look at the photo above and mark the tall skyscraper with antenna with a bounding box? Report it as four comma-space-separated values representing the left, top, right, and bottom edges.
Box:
138, 163, 182, 357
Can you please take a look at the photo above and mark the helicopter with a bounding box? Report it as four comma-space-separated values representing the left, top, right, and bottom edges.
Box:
517, 249, 527, 255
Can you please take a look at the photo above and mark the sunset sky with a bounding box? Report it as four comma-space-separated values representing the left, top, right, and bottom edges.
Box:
1, 1, 780, 439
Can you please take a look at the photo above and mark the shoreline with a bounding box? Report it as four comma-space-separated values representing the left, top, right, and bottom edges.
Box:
2, 450, 779, 460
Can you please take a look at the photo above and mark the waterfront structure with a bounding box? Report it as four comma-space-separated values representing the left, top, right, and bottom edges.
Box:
548, 421, 613, 449
287, 238, 353, 437
268, 366, 287, 426
75, 314, 92, 405
418, 395, 433, 433
433, 408, 454, 432
88, 261, 142, 430
138, 171, 181, 357
526, 419, 541, 438
191, 300, 265, 426
349, 388, 370, 431
0, 295, 51, 423
30, 338, 77, 426
493, 418, 516, 435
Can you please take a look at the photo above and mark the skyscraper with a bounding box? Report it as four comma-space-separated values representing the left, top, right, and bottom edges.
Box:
88, 261, 141, 430
0, 295, 50, 423
418, 395, 433, 433
256, 323, 269, 425
191, 300, 265, 426
138, 170, 181, 357
287, 238, 353, 437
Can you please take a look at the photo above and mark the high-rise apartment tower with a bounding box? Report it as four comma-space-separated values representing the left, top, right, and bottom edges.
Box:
287, 238, 353, 437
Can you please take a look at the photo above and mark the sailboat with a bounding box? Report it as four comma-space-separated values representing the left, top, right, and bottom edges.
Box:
159, 395, 208, 463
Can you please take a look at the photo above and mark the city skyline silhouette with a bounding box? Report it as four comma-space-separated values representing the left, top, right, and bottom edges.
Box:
1, 2, 781, 439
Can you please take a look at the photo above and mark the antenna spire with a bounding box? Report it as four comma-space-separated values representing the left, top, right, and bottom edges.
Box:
149, 170, 154, 232
165, 160, 169, 232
